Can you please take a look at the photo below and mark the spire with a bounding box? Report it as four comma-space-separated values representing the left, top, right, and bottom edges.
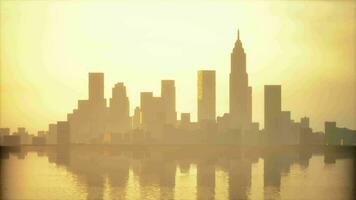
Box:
237, 28, 240, 40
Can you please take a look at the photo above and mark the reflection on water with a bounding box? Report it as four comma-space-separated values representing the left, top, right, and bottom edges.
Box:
1, 146, 355, 200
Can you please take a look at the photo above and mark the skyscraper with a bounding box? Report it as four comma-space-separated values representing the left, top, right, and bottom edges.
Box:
300, 117, 310, 129
76, 72, 106, 143
89, 73, 104, 102
140, 92, 165, 139
264, 85, 281, 132
57, 121, 70, 145
132, 106, 141, 130
108, 82, 130, 133
180, 113, 191, 130
140, 92, 154, 130
161, 80, 177, 125
197, 70, 216, 123
229, 30, 252, 130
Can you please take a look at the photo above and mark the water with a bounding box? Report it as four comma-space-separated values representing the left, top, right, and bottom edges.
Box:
1, 146, 355, 199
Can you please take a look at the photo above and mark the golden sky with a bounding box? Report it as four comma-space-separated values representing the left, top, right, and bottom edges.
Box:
1, 0, 355, 134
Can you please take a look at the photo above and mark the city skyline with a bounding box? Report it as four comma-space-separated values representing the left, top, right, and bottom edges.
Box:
1, 1, 356, 134
1, 2, 356, 200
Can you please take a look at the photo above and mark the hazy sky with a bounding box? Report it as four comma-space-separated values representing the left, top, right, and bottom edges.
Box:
1, 0, 355, 134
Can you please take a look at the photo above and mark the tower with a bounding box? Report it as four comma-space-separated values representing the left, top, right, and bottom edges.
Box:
108, 82, 130, 133
161, 80, 177, 125
229, 29, 252, 130
198, 70, 216, 123
89, 73, 104, 103
264, 85, 281, 132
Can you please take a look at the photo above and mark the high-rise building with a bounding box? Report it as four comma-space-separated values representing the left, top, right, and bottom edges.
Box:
14, 127, 30, 144
197, 70, 216, 123
0, 128, 10, 136
247, 86, 252, 126
325, 121, 338, 145
141, 92, 154, 130
89, 73, 104, 102
324, 122, 356, 145
140, 92, 165, 139
264, 85, 281, 132
0, 128, 10, 146
229, 30, 252, 130
88, 73, 106, 142
57, 121, 70, 145
3, 135, 21, 146
132, 106, 141, 130
68, 72, 107, 143
47, 123, 57, 144
161, 80, 177, 125
180, 113, 191, 129
108, 82, 130, 133
301, 117, 310, 129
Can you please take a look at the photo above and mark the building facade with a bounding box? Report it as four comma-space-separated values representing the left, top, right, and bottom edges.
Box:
161, 80, 177, 126
229, 30, 252, 130
197, 70, 216, 123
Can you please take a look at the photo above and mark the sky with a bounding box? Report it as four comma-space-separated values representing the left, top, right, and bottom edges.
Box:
1, 0, 355, 134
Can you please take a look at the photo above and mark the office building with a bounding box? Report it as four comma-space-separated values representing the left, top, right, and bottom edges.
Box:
161, 80, 177, 125
32, 136, 46, 145
323, 122, 356, 145
180, 113, 191, 129
140, 92, 165, 139
132, 106, 141, 129
57, 121, 70, 145
264, 85, 281, 132
229, 30, 252, 130
301, 117, 310, 129
89, 72, 104, 102
197, 70, 216, 123
108, 82, 130, 133
3, 135, 21, 146
47, 123, 57, 144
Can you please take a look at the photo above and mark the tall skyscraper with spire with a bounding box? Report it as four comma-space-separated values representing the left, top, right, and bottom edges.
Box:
229, 30, 252, 130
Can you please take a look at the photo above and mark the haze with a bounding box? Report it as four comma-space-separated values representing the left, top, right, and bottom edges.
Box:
1, 0, 355, 134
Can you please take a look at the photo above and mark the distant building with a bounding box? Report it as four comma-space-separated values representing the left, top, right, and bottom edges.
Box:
250, 122, 259, 132
108, 82, 130, 134
325, 122, 356, 145
300, 127, 324, 145
132, 106, 141, 130
37, 131, 47, 137
57, 121, 70, 145
217, 113, 230, 134
47, 123, 57, 144
89, 72, 104, 102
197, 70, 216, 123
229, 30, 252, 130
280, 111, 294, 144
68, 100, 90, 143
3, 135, 21, 146
180, 113, 191, 130
325, 122, 338, 145
0, 128, 10, 145
0, 128, 10, 136
14, 127, 31, 145
32, 136, 46, 145
264, 85, 281, 133
140, 92, 165, 140
68, 73, 107, 143
161, 80, 177, 125
301, 117, 310, 129
88, 73, 107, 142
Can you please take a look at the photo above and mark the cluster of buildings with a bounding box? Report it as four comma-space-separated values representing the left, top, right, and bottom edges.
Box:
0, 127, 46, 146
1, 30, 355, 146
